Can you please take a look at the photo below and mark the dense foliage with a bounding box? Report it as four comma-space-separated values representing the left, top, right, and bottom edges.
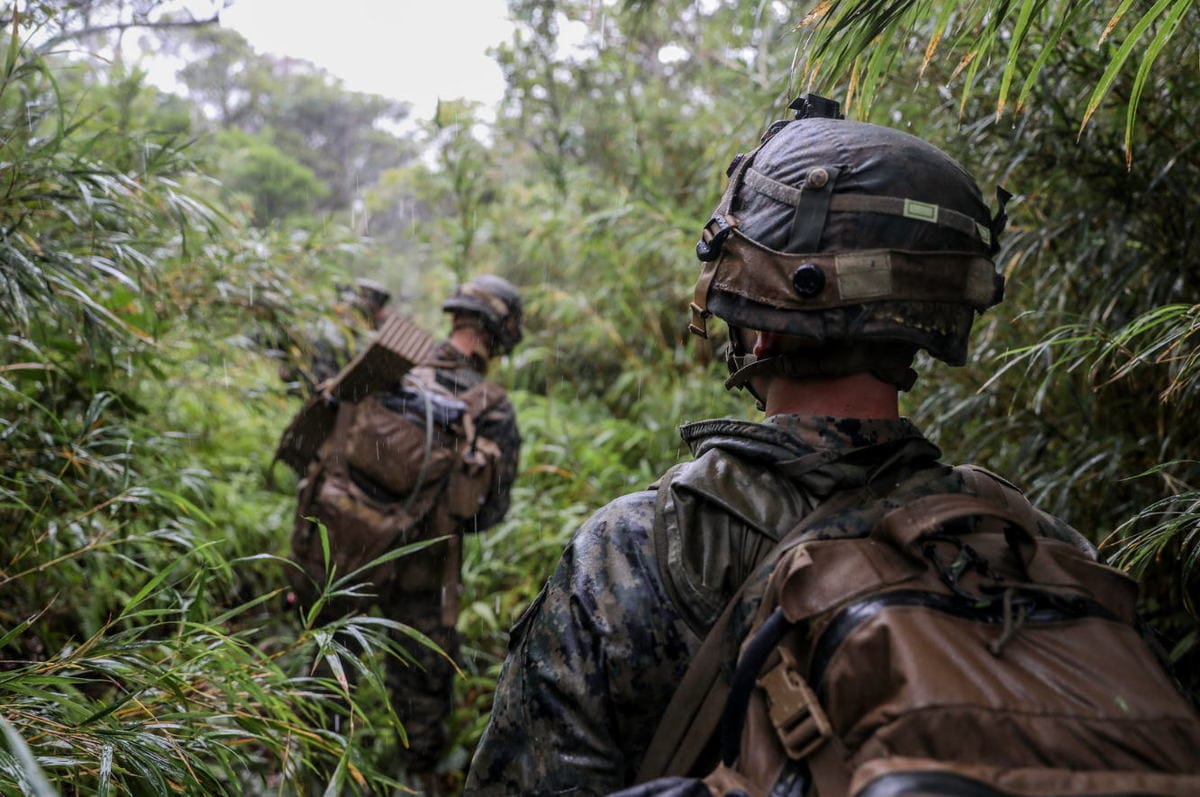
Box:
0, 0, 1196, 793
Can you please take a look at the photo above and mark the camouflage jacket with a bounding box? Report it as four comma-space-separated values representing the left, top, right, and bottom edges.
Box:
423, 341, 522, 534
464, 415, 1090, 796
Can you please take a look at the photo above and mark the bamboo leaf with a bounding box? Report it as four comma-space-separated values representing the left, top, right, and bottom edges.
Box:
1100, 0, 1140, 43
920, 1, 958, 76
0, 717, 56, 797
118, 558, 183, 619
997, 0, 1041, 117
1122, 0, 1191, 165
1079, 0, 1176, 135
4, 5, 19, 79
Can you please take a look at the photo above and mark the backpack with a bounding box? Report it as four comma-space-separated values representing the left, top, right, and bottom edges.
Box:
628, 466, 1200, 797
288, 369, 507, 613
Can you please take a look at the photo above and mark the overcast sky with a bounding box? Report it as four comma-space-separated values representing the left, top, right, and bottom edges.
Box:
217, 0, 515, 122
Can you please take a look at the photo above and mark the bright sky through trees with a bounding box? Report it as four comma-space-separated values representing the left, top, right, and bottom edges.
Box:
219, 0, 514, 122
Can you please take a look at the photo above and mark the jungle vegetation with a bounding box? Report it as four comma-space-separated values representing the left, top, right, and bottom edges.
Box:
0, 0, 1196, 793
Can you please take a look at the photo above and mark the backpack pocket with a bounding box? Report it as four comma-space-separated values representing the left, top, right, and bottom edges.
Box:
341, 391, 460, 498
852, 758, 1200, 797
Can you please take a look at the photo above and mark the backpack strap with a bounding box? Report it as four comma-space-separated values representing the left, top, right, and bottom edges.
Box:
458, 379, 508, 445
636, 482, 876, 782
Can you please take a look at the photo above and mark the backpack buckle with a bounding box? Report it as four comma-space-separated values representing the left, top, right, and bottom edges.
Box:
757, 651, 833, 760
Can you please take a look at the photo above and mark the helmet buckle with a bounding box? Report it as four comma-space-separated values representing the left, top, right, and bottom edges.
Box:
696, 215, 735, 262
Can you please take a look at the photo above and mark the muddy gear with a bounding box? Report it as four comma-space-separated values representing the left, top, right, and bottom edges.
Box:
289, 369, 507, 612
442, 274, 524, 355
688, 95, 1008, 393
631, 468, 1200, 797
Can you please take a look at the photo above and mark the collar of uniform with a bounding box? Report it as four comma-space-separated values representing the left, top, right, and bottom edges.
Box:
432, 339, 488, 375
762, 414, 927, 452
680, 415, 928, 460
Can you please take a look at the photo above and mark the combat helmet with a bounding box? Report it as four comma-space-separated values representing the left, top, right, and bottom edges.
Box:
354, 278, 392, 312
689, 94, 1009, 396
442, 274, 524, 355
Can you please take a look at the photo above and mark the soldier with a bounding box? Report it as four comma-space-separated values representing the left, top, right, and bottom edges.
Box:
285, 275, 523, 795
382, 275, 523, 792
278, 277, 393, 395
462, 103, 1096, 794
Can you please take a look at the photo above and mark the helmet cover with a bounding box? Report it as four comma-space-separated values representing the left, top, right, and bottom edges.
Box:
690, 106, 1007, 388
442, 274, 524, 355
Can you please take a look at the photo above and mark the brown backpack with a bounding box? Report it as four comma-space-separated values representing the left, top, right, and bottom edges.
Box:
289, 372, 506, 613
630, 466, 1200, 797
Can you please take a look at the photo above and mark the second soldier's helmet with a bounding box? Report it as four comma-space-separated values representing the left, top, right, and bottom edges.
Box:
354, 278, 392, 312
442, 274, 524, 355
690, 95, 1008, 393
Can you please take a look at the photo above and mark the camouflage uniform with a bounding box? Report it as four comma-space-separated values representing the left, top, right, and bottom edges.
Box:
464, 414, 1088, 795
388, 339, 521, 774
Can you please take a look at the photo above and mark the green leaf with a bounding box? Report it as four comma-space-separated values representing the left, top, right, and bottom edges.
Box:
1079, 0, 1176, 135
118, 557, 183, 619
1122, 0, 1191, 164
0, 717, 56, 797
997, 0, 1041, 117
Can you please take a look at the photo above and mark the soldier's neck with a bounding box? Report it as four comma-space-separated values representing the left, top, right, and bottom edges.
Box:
762, 371, 900, 419
449, 326, 492, 366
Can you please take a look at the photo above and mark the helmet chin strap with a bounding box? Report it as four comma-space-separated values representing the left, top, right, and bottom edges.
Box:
725, 330, 919, 400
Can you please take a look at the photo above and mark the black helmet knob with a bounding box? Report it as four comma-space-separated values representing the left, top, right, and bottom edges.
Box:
791, 264, 826, 298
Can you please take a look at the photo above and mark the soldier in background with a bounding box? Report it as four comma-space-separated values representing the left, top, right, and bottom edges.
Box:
389, 275, 523, 794
285, 275, 524, 795
277, 278, 393, 395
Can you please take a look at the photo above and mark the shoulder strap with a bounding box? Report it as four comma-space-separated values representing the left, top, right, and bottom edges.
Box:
460, 378, 508, 420
458, 379, 507, 452
638, 455, 950, 783
636, 483, 873, 782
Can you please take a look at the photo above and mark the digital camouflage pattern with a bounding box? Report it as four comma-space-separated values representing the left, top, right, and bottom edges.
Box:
389, 340, 521, 773
464, 414, 1089, 796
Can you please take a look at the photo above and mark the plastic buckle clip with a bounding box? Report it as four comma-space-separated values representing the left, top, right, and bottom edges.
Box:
696, 215, 733, 262
758, 654, 833, 760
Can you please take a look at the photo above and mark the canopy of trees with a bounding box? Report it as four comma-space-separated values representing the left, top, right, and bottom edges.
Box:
0, 0, 1196, 793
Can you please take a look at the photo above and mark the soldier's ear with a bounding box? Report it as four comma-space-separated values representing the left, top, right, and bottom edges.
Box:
752, 331, 787, 358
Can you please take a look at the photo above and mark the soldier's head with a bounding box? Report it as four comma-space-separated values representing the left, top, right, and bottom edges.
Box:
354, 278, 392, 327
442, 274, 524, 357
689, 95, 1008, 407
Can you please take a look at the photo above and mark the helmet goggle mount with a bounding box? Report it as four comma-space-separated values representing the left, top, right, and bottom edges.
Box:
688, 94, 1010, 401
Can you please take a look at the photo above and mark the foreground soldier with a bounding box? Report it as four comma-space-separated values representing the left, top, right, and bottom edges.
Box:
464, 101, 1200, 795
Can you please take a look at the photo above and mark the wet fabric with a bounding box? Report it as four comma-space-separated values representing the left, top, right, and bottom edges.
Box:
464, 414, 1087, 796
386, 341, 521, 772
421, 342, 521, 533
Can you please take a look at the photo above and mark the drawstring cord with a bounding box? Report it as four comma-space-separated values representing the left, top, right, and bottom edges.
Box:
989, 587, 1030, 657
